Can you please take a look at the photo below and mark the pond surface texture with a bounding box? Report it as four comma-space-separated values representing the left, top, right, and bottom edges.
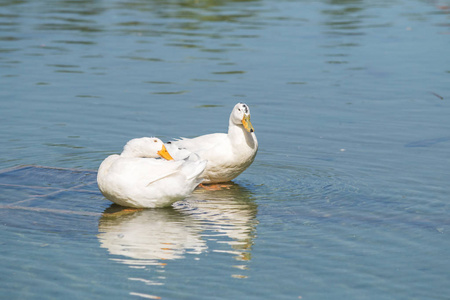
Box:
1, 0, 450, 299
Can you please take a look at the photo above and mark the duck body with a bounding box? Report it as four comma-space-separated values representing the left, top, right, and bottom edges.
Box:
168, 103, 258, 184
97, 138, 207, 208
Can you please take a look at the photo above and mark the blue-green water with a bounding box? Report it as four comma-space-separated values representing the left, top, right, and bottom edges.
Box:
1, 0, 450, 299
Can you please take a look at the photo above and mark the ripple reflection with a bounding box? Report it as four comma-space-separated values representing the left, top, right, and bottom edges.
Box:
97, 182, 258, 273
98, 206, 206, 266
176, 183, 258, 262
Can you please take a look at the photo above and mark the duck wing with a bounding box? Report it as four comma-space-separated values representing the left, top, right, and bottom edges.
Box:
171, 133, 227, 154
109, 158, 184, 187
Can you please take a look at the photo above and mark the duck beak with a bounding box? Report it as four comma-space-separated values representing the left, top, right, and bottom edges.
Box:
242, 114, 255, 133
157, 145, 174, 160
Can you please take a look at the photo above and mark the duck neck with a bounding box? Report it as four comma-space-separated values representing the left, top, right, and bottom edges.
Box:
228, 119, 250, 145
121, 147, 156, 158
120, 149, 139, 158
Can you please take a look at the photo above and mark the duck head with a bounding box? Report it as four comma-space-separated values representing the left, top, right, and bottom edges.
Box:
122, 137, 174, 160
230, 102, 254, 133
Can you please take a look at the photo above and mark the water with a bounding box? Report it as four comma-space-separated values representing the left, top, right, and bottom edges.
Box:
1, 0, 449, 299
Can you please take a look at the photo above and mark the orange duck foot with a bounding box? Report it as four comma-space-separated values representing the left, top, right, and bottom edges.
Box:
198, 183, 232, 191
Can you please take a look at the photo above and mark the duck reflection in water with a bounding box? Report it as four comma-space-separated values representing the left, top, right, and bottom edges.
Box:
98, 206, 206, 265
97, 182, 258, 268
176, 182, 258, 262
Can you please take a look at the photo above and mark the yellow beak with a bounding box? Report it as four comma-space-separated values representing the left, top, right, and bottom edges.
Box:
157, 145, 174, 160
242, 115, 255, 133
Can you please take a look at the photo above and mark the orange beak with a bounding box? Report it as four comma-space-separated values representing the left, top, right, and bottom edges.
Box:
157, 145, 174, 160
242, 115, 255, 133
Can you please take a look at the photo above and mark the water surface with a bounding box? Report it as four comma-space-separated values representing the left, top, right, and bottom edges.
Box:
1, 0, 449, 299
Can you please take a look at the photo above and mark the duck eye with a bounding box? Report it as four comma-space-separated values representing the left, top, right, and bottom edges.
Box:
153, 139, 157, 143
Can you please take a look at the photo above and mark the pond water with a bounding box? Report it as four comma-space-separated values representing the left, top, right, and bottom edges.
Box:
1, 0, 450, 299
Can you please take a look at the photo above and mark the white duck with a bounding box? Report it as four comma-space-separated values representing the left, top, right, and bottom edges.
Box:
167, 103, 258, 184
97, 137, 207, 208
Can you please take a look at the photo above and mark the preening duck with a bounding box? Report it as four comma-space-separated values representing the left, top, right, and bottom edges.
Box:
97, 137, 207, 208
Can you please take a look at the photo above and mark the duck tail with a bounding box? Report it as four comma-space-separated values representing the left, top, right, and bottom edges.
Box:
185, 159, 207, 182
